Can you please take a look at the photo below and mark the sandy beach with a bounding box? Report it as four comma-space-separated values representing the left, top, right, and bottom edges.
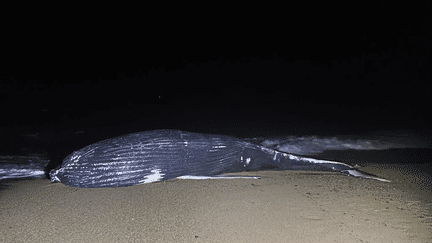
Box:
1, 164, 431, 243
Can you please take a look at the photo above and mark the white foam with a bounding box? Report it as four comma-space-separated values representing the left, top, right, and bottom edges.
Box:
0, 168, 45, 180
259, 129, 431, 156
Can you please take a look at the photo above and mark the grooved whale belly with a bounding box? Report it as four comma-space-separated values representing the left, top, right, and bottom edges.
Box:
49, 129, 390, 188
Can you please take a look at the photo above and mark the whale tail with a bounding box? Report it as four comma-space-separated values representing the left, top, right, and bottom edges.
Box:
341, 169, 390, 182
263, 148, 391, 182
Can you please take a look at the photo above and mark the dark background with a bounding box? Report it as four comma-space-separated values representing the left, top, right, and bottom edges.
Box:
1, 1, 431, 169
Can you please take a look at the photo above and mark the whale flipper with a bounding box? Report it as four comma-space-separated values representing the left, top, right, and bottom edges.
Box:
342, 169, 390, 182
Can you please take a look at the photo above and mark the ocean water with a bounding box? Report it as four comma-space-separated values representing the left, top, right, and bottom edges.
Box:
1, 128, 431, 183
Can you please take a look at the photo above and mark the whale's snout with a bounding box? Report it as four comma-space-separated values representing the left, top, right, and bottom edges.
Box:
49, 168, 61, 182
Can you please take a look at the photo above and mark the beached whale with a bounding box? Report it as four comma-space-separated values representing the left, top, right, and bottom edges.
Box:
49, 129, 390, 188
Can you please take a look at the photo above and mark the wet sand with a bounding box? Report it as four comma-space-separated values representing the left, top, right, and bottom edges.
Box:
1, 164, 431, 243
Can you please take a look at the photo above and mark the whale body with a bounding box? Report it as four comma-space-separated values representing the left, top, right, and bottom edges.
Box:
49, 129, 390, 188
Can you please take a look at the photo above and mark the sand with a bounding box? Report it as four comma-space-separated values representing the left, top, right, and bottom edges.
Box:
1, 165, 431, 243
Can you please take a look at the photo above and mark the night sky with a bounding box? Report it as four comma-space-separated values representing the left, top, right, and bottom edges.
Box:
1, 1, 431, 149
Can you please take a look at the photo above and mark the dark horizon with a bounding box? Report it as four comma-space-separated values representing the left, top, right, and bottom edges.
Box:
1, 1, 430, 146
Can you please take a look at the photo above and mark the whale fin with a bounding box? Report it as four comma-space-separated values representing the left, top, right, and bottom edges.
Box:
176, 175, 261, 180
342, 170, 390, 182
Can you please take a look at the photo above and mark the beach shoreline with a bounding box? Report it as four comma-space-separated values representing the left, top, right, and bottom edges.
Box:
1, 165, 431, 243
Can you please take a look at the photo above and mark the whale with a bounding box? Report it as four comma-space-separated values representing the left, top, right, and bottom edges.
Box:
49, 129, 390, 188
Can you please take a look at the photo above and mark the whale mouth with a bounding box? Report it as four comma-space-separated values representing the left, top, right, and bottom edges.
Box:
342, 169, 390, 182
49, 169, 61, 182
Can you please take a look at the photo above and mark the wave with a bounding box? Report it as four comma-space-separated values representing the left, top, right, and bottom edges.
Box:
0, 156, 48, 180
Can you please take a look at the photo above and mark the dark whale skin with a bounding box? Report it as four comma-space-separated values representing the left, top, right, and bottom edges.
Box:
49, 129, 388, 188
